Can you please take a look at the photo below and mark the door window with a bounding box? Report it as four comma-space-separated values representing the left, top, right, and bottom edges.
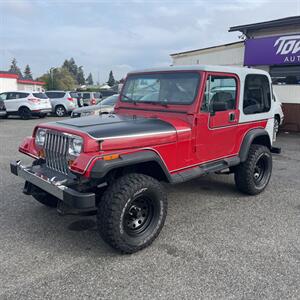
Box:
6, 92, 17, 100
201, 75, 237, 112
243, 75, 271, 115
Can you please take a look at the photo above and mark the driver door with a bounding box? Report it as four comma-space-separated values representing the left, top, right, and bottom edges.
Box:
196, 73, 240, 162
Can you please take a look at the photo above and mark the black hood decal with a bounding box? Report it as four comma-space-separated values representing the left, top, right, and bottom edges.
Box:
55, 114, 175, 139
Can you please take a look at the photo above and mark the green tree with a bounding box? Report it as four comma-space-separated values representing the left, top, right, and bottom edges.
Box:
107, 70, 115, 87
9, 58, 22, 77
62, 58, 78, 81
77, 66, 85, 85
37, 67, 76, 90
23, 64, 33, 80
86, 72, 94, 85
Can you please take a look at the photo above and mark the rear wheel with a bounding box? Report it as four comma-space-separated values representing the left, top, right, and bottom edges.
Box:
55, 105, 67, 117
234, 144, 272, 195
19, 107, 31, 120
97, 173, 167, 253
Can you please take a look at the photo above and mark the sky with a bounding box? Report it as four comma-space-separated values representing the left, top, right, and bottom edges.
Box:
0, 0, 299, 83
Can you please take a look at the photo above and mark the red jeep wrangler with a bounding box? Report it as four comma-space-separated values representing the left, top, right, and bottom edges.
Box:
11, 66, 280, 253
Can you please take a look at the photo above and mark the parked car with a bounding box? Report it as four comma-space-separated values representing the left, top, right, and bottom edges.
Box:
45, 91, 78, 117
11, 65, 281, 254
77, 92, 102, 106
71, 94, 119, 118
0, 91, 52, 119
70, 91, 84, 107
99, 89, 116, 98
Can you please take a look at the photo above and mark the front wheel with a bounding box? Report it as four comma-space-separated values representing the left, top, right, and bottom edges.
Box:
234, 144, 272, 195
97, 174, 167, 253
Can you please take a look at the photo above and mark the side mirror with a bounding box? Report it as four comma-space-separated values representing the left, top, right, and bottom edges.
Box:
210, 101, 227, 115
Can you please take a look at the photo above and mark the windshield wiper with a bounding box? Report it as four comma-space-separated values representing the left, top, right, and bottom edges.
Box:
120, 93, 137, 105
141, 100, 168, 107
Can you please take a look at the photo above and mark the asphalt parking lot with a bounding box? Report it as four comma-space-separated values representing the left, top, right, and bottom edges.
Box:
0, 116, 300, 299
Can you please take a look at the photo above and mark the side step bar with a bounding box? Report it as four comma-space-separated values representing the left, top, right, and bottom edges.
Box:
170, 156, 240, 184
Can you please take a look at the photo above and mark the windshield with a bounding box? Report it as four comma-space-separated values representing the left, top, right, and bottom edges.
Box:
100, 94, 119, 106
121, 72, 200, 105
33, 92, 48, 99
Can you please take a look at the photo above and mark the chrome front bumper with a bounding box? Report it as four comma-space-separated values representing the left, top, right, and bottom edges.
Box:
10, 161, 96, 209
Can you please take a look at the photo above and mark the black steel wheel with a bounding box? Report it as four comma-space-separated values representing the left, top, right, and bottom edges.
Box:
234, 144, 272, 195
124, 195, 155, 236
97, 173, 167, 253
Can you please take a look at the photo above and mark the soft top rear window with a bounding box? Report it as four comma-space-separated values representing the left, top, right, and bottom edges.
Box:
121, 72, 200, 105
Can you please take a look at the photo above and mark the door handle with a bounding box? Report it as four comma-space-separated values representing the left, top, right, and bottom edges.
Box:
229, 112, 235, 122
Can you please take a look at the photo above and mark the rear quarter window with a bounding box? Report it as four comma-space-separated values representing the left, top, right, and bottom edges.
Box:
243, 74, 271, 115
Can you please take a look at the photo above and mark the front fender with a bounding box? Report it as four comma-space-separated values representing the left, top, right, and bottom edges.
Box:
88, 150, 172, 182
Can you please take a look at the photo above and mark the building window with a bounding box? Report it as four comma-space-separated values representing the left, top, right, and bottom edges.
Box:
270, 65, 300, 85
243, 74, 271, 115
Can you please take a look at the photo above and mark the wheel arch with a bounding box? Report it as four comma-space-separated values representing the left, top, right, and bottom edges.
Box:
55, 103, 68, 111
18, 105, 31, 112
239, 128, 271, 162
89, 150, 172, 182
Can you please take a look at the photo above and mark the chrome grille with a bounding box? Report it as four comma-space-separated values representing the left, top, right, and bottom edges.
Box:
44, 131, 70, 174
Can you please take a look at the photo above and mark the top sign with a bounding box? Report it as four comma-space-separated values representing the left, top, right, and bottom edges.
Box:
244, 34, 300, 66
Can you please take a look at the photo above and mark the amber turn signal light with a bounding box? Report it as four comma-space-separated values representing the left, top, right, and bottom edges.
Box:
103, 154, 120, 161
38, 149, 45, 158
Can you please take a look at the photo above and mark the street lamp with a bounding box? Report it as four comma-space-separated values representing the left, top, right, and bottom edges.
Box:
49, 67, 55, 89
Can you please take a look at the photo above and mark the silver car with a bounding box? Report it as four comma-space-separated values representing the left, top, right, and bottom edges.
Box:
45, 91, 79, 117
77, 92, 102, 106
71, 94, 119, 118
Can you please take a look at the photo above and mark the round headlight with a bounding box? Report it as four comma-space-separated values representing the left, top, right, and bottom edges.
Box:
35, 128, 47, 148
68, 137, 83, 156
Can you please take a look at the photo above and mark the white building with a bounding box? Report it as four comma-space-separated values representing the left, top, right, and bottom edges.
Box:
171, 16, 300, 131
0, 72, 45, 93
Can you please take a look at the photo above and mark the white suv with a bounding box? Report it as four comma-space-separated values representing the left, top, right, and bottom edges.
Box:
45, 91, 78, 117
0, 91, 52, 119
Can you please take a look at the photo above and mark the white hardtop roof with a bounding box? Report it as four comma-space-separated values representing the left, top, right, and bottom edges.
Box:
128, 65, 269, 77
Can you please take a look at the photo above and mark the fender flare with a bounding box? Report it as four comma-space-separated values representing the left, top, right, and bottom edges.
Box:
239, 128, 271, 162
89, 150, 172, 182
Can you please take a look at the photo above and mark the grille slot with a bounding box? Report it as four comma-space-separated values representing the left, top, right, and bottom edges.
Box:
44, 131, 70, 174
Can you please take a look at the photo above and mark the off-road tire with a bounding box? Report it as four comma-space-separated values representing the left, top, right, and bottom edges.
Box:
55, 105, 67, 117
97, 173, 167, 253
19, 107, 31, 120
234, 144, 272, 195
